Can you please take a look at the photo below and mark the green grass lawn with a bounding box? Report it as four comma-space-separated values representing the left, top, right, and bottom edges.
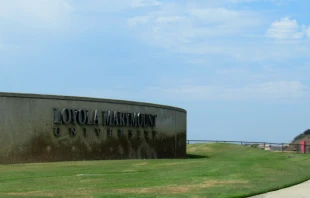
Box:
1, 143, 310, 198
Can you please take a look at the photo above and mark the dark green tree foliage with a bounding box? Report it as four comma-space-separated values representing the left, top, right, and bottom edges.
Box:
303, 129, 310, 135
292, 129, 310, 142
293, 134, 305, 142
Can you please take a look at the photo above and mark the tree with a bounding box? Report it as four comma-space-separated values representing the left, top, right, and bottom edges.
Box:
303, 129, 310, 135
292, 129, 310, 142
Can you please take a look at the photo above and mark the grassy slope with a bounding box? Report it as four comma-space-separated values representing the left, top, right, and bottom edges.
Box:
0, 143, 310, 198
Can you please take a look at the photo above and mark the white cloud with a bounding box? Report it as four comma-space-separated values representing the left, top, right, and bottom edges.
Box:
129, 10, 310, 61
266, 17, 310, 39
131, 0, 162, 8
72, 0, 161, 13
305, 26, 310, 38
126, 2, 310, 61
128, 16, 150, 27
188, 59, 208, 64
127, 3, 269, 60
155, 16, 184, 23
128, 6, 261, 33
0, 0, 75, 30
189, 8, 239, 22
147, 81, 307, 101
0, 0, 78, 49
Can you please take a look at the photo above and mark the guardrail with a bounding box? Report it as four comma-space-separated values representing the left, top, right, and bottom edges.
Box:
187, 140, 310, 153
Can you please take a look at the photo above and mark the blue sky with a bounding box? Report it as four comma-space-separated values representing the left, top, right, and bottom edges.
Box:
1, 0, 310, 143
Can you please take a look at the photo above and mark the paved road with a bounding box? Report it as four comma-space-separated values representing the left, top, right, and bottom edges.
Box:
249, 180, 310, 198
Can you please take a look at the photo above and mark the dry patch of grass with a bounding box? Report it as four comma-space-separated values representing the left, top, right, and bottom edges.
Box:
79, 178, 105, 183
2, 180, 247, 198
133, 162, 148, 166
7, 191, 54, 197
156, 162, 187, 166
5, 188, 97, 198
122, 169, 135, 172
115, 180, 248, 195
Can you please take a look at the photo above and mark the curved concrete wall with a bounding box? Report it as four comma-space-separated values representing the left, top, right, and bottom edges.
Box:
0, 93, 186, 164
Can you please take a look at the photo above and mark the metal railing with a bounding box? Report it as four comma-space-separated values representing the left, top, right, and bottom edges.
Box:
187, 140, 309, 153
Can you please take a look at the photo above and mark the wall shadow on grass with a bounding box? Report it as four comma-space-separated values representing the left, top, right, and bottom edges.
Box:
186, 154, 209, 159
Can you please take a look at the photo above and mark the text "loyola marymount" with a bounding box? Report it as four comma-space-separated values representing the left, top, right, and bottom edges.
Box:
53, 108, 158, 128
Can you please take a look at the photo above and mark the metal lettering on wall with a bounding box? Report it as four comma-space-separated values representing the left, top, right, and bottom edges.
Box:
53, 108, 159, 140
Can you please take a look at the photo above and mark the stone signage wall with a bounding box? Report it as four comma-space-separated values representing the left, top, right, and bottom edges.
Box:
0, 93, 187, 164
